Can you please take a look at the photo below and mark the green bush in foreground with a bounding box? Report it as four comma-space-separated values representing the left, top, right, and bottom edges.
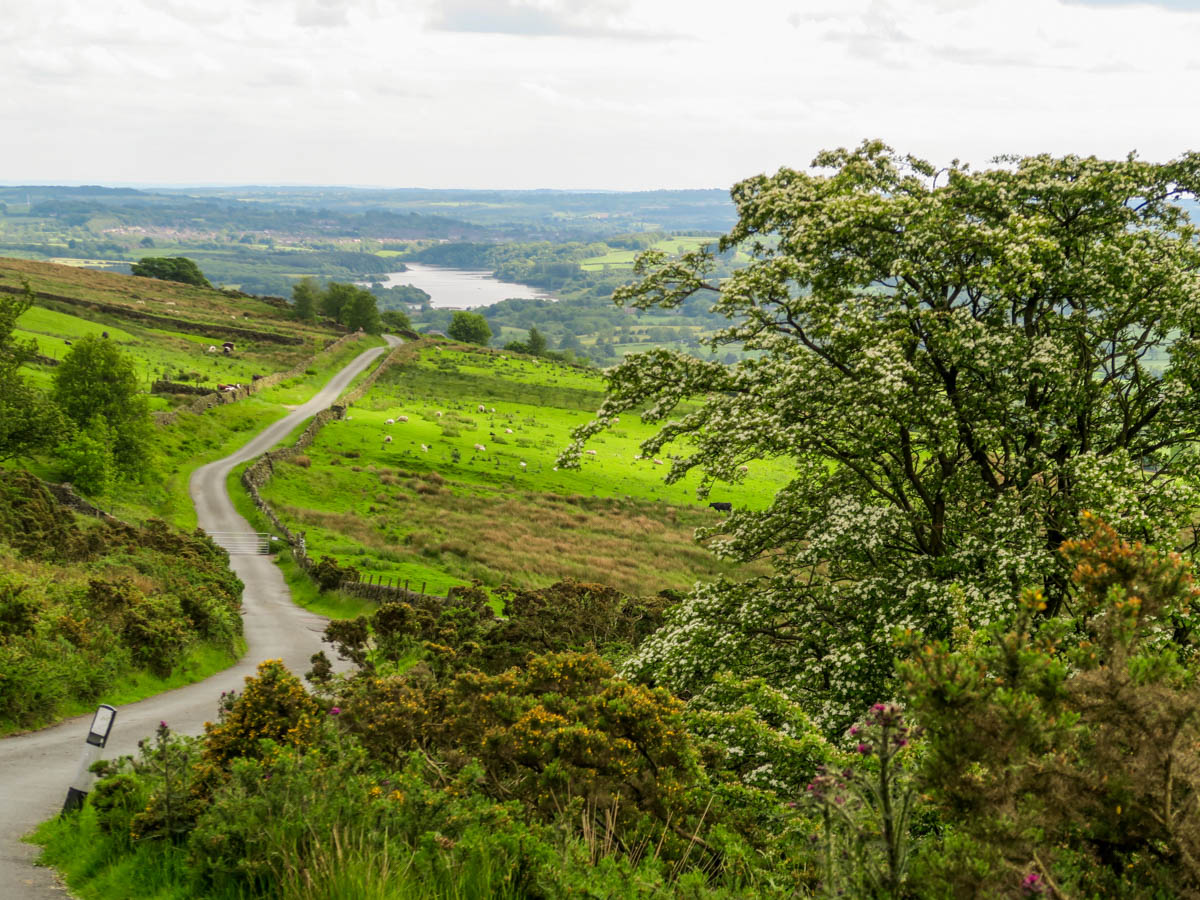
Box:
0, 470, 243, 729
41, 523, 1200, 898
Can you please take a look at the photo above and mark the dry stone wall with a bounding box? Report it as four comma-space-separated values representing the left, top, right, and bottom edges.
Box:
0, 283, 306, 344
155, 331, 365, 426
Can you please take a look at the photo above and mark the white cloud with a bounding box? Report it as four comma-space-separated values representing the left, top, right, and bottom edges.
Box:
2, 0, 1199, 189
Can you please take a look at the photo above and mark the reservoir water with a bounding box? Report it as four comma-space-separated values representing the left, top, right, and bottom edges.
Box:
372, 263, 556, 309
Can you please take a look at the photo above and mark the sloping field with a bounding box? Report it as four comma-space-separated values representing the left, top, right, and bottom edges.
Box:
1, 257, 341, 395
258, 342, 791, 595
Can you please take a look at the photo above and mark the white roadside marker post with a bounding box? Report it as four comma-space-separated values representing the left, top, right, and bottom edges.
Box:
62, 704, 117, 814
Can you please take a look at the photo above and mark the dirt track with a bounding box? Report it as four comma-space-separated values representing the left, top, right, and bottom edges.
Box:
0, 336, 397, 898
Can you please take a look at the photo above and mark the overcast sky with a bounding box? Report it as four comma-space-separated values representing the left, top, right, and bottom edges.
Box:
3, 0, 1198, 190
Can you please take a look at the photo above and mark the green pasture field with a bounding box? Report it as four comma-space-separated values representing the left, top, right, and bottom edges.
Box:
14, 304, 292, 390
578, 235, 716, 271
257, 342, 790, 596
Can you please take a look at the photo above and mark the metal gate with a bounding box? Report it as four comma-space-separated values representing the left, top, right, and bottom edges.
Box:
207, 532, 273, 555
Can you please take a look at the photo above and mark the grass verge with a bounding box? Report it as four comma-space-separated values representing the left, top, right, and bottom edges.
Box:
0, 639, 244, 738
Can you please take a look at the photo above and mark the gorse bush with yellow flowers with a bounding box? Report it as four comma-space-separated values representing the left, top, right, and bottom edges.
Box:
40, 523, 1200, 898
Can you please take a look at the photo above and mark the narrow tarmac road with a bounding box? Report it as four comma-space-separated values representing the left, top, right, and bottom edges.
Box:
0, 336, 397, 898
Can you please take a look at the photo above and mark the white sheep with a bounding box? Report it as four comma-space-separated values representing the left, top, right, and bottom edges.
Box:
474, 443, 486, 451
612, 416, 620, 423
505, 428, 513, 434
478, 404, 486, 413
586, 450, 597, 456
136, 300, 146, 305
489, 407, 495, 413
385, 418, 395, 425
738, 465, 750, 474
420, 443, 429, 452
435, 411, 443, 417
207, 345, 217, 353
519, 461, 527, 468
384, 435, 393, 443
653, 459, 664, 466
397, 415, 408, 423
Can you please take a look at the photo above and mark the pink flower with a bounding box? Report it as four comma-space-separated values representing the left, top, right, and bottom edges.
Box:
329, 707, 341, 716
856, 743, 870, 755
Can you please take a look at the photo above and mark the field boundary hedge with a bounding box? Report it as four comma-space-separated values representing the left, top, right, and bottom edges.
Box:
238, 340, 446, 604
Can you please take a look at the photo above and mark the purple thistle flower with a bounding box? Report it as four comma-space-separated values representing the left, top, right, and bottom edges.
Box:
857, 743, 871, 755
329, 706, 341, 716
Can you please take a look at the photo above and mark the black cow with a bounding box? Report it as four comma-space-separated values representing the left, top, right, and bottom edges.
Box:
708, 501, 732, 513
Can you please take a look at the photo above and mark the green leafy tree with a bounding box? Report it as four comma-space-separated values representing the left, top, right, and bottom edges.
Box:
527, 326, 547, 355
0, 281, 66, 461
320, 282, 359, 323
447, 310, 492, 345
130, 257, 211, 288
291, 277, 319, 323
379, 309, 411, 332
53, 335, 153, 478
563, 141, 1200, 726
56, 416, 115, 497
343, 290, 382, 334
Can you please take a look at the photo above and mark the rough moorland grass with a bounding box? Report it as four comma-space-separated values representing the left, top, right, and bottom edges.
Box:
33, 803, 527, 900
256, 343, 790, 595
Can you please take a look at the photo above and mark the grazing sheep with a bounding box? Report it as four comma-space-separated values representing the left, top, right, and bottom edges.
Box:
420, 444, 429, 451
136, 300, 146, 305
505, 428, 513, 434
474, 443, 486, 451
385, 418, 395, 425
738, 465, 750, 474
384, 435, 393, 443
435, 411, 443, 417
612, 416, 620, 423
207, 345, 217, 353
489, 407, 495, 413
396, 415, 408, 423
478, 404, 486, 412
653, 459, 664, 466
519, 461, 527, 468
586, 450, 597, 456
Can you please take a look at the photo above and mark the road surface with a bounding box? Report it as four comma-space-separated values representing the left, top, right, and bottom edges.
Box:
0, 336, 397, 898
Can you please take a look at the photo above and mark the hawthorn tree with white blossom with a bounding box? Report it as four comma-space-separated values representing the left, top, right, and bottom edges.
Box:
560, 141, 1200, 726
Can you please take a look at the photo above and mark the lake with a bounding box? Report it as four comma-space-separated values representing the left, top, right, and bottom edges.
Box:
371, 263, 556, 309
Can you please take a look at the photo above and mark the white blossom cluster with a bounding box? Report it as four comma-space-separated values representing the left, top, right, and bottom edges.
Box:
571, 143, 1200, 729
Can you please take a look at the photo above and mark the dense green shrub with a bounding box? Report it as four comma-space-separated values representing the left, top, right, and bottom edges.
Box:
0, 469, 243, 729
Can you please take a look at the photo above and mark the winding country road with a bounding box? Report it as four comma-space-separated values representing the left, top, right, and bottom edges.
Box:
0, 336, 398, 898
